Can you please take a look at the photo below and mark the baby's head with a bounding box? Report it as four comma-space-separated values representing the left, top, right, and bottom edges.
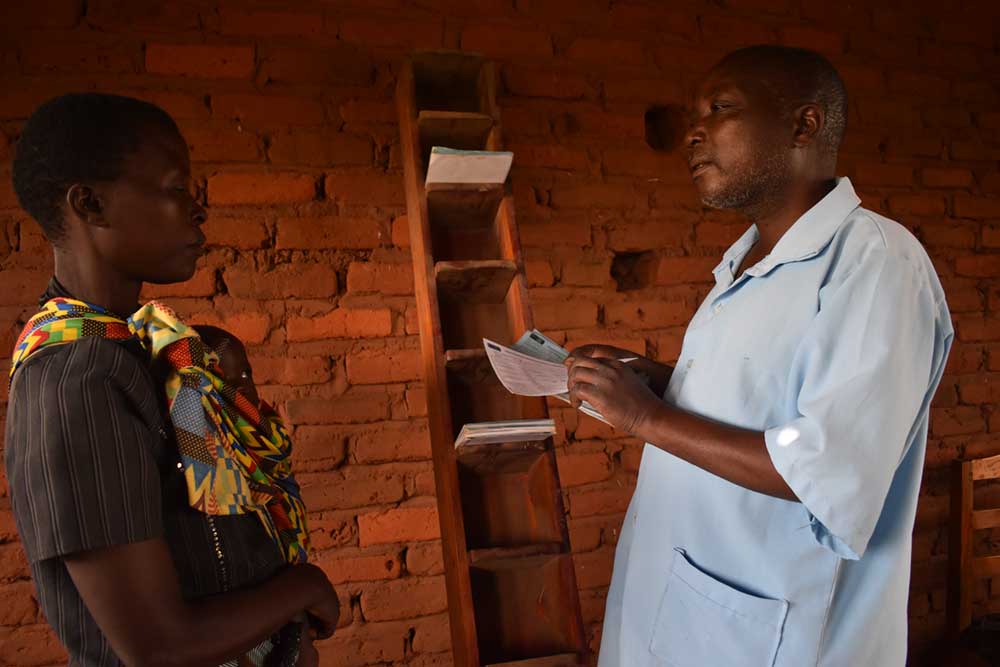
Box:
192, 325, 260, 405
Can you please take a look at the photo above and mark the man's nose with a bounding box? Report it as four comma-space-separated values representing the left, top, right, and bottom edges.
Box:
684, 120, 705, 149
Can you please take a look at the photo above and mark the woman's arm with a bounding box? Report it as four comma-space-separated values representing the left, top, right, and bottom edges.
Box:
64, 538, 339, 667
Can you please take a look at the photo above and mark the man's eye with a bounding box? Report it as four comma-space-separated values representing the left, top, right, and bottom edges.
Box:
710, 103, 728, 113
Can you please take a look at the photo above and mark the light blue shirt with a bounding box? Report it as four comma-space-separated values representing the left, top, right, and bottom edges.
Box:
598, 178, 953, 667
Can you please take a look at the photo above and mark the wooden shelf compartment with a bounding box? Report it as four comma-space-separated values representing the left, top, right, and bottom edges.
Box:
418, 110, 495, 155
457, 445, 564, 550
413, 51, 492, 114
436, 260, 517, 304
427, 186, 506, 262
471, 553, 584, 665
446, 354, 523, 435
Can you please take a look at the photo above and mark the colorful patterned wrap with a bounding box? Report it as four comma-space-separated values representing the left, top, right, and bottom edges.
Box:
11, 297, 309, 564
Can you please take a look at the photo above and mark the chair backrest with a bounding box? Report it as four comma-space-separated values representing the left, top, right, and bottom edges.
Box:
948, 453, 1000, 636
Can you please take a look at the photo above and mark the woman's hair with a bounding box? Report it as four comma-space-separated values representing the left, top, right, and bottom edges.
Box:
12, 92, 181, 243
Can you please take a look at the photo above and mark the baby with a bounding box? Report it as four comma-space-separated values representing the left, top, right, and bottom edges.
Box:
193, 325, 320, 667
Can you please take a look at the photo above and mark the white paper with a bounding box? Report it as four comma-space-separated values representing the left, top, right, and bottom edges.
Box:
425, 147, 513, 185
455, 419, 556, 448
512, 329, 569, 363
483, 338, 568, 396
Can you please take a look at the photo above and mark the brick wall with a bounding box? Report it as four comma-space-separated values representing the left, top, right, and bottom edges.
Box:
0, 1, 997, 665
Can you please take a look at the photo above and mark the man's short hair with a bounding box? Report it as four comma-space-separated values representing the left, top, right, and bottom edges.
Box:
12, 93, 180, 243
721, 45, 848, 155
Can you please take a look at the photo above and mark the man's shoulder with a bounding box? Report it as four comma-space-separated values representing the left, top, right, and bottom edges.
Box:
833, 207, 937, 274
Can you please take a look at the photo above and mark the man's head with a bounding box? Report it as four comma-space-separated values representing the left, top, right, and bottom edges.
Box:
12, 93, 207, 284
193, 325, 260, 405
685, 46, 847, 215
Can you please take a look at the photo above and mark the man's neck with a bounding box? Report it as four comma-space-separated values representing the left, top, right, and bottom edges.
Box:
749, 177, 837, 254
53, 252, 141, 318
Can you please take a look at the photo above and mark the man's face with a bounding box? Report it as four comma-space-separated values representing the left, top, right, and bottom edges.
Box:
685, 64, 793, 212
92, 125, 207, 284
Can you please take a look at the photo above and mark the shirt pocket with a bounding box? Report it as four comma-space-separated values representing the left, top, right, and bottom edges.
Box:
649, 548, 789, 667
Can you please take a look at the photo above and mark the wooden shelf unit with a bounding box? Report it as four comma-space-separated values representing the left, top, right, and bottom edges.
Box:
396, 50, 587, 667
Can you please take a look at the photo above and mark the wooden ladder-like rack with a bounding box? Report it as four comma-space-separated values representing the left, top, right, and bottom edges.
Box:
396, 50, 588, 667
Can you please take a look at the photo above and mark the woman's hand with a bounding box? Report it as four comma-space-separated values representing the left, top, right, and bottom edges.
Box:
565, 356, 662, 436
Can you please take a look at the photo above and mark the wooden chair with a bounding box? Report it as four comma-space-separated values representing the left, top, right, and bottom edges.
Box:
948, 453, 1000, 636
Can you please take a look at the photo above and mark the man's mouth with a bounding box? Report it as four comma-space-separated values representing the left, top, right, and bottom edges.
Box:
689, 160, 714, 177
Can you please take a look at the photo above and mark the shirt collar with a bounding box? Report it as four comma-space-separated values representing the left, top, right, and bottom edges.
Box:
713, 177, 861, 283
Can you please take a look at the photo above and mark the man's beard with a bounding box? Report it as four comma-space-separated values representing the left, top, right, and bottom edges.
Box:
700, 150, 791, 217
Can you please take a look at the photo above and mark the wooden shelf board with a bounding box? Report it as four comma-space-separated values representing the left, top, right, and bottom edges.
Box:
436, 259, 517, 303
419, 110, 494, 152
469, 543, 564, 565
427, 184, 505, 230
484, 654, 581, 667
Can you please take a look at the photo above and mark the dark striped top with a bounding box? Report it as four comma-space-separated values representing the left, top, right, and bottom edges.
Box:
4, 280, 299, 666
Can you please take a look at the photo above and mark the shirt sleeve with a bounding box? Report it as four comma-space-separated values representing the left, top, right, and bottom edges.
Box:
764, 243, 951, 560
5, 338, 164, 563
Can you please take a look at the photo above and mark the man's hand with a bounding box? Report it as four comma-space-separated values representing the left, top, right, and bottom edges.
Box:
567, 345, 674, 397
566, 356, 662, 435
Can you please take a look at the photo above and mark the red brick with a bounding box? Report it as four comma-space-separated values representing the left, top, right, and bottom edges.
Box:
0, 543, 29, 581
983, 227, 1000, 248
889, 71, 950, 97
316, 549, 402, 585
557, 452, 611, 487
607, 220, 691, 251
921, 168, 974, 189
0, 270, 48, 306
407, 387, 428, 418
360, 575, 448, 621
955, 256, 1000, 278
391, 216, 411, 248
930, 406, 984, 437
502, 66, 594, 100
520, 222, 592, 248
946, 344, 984, 376
146, 43, 254, 80
346, 345, 421, 384
654, 256, 718, 285
340, 99, 398, 126
562, 257, 610, 287
258, 45, 372, 86
550, 183, 638, 210
313, 619, 407, 665
308, 514, 356, 551
286, 387, 391, 425
957, 374, 1000, 404
603, 78, 687, 105
574, 547, 615, 590
411, 613, 452, 654
854, 163, 914, 188
276, 216, 382, 250
225, 263, 337, 299
20, 41, 139, 75
252, 356, 330, 386
346, 261, 413, 295
700, 14, 776, 47
0, 624, 68, 666
340, 17, 444, 49
358, 505, 441, 546
525, 258, 555, 286
0, 582, 37, 626
461, 25, 552, 60
351, 421, 431, 463
0, 0, 82, 28
86, 0, 199, 32
218, 8, 323, 37
605, 300, 692, 329
292, 426, 347, 465
957, 316, 1000, 342
508, 144, 591, 172
406, 542, 445, 576
202, 216, 268, 250
566, 38, 644, 66
212, 93, 325, 127
301, 468, 405, 510
187, 310, 272, 346
287, 308, 392, 342
955, 196, 1000, 220
208, 171, 315, 206
888, 194, 946, 218
533, 299, 598, 330
325, 171, 405, 207
779, 25, 844, 54
923, 107, 971, 129
920, 225, 976, 249
183, 122, 260, 163
269, 129, 372, 168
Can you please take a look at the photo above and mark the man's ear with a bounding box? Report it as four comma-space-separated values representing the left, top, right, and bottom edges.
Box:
65, 184, 108, 227
792, 103, 824, 148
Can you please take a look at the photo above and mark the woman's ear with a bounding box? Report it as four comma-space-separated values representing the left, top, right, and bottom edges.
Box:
65, 184, 108, 227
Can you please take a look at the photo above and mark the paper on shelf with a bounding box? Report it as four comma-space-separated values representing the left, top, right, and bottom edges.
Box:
454, 419, 556, 448
425, 147, 513, 185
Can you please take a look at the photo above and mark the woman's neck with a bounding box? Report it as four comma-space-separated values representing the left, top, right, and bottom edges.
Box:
53, 251, 142, 318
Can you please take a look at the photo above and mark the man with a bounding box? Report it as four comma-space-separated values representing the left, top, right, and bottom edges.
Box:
567, 46, 953, 666
5, 93, 338, 666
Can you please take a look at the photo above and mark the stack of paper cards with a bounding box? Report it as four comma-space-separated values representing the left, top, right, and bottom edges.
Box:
454, 419, 557, 448
425, 147, 514, 186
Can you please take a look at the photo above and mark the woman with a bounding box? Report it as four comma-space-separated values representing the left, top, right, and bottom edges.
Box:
5, 93, 337, 667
